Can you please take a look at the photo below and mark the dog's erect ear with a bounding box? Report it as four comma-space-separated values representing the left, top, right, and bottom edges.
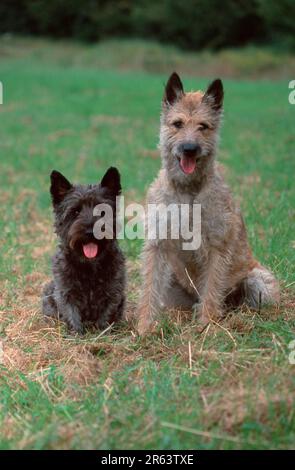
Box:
203, 79, 224, 110
163, 72, 184, 106
50, 170, 72, 205
100, 167, 121, 196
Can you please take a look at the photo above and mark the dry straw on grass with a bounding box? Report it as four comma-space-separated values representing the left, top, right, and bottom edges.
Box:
1, 199, 294, 446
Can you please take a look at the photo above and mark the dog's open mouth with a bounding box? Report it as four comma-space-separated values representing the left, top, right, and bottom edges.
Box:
82, 242, 99, 259
179, 155, 197, 175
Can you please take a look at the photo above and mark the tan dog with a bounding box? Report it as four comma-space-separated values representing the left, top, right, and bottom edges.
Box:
137, 73, 279, 335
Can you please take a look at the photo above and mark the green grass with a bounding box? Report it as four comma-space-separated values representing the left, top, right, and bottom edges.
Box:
0, 37, 294, 450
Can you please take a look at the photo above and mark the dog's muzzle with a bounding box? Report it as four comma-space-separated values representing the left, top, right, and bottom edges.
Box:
177, 142, 202, 175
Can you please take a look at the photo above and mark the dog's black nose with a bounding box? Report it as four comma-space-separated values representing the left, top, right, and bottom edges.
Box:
181, 142, 201, 157
85, 228, 93, 236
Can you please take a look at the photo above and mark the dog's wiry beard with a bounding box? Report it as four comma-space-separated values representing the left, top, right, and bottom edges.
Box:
159, 123, 218, 192
68, 221, 86, 252
65, 214, 116, 261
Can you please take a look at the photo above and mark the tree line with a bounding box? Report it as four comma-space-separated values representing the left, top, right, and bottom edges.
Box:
0, 0, 294, 50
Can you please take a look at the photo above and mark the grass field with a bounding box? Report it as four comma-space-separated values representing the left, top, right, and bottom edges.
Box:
0, 37, 294, 450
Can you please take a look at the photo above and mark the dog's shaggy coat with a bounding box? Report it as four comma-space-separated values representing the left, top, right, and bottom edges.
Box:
42, 167, 126, 333
137, 73, 279, 334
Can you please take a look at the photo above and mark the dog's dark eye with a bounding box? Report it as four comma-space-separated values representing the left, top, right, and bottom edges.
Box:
73, 207, 81, 216
172, 120, 183, 129
199, 122, 209, 131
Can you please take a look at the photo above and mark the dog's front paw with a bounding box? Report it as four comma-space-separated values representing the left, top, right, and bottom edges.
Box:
136, 306, 155, 336
193, 301, 222, 331
68, 322, 84, 335
137, 318, 152, 336
65, 310, 84, 335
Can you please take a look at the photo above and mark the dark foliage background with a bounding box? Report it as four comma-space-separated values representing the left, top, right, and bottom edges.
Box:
0, 0, 294, 50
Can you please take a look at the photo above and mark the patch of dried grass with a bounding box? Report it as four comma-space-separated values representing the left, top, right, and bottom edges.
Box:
1, 306, 102, 390
1, 266, 140, 400
1, 197, 294, 446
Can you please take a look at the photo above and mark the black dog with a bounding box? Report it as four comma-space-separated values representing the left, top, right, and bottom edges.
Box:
42, 167, 126, 333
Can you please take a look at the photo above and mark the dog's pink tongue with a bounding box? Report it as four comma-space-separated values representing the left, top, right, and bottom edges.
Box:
83, 243, 98, 259
180, 156, 196, 174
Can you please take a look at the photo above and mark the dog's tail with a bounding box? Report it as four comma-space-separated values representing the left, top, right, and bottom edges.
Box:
243, 264, 280, 309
